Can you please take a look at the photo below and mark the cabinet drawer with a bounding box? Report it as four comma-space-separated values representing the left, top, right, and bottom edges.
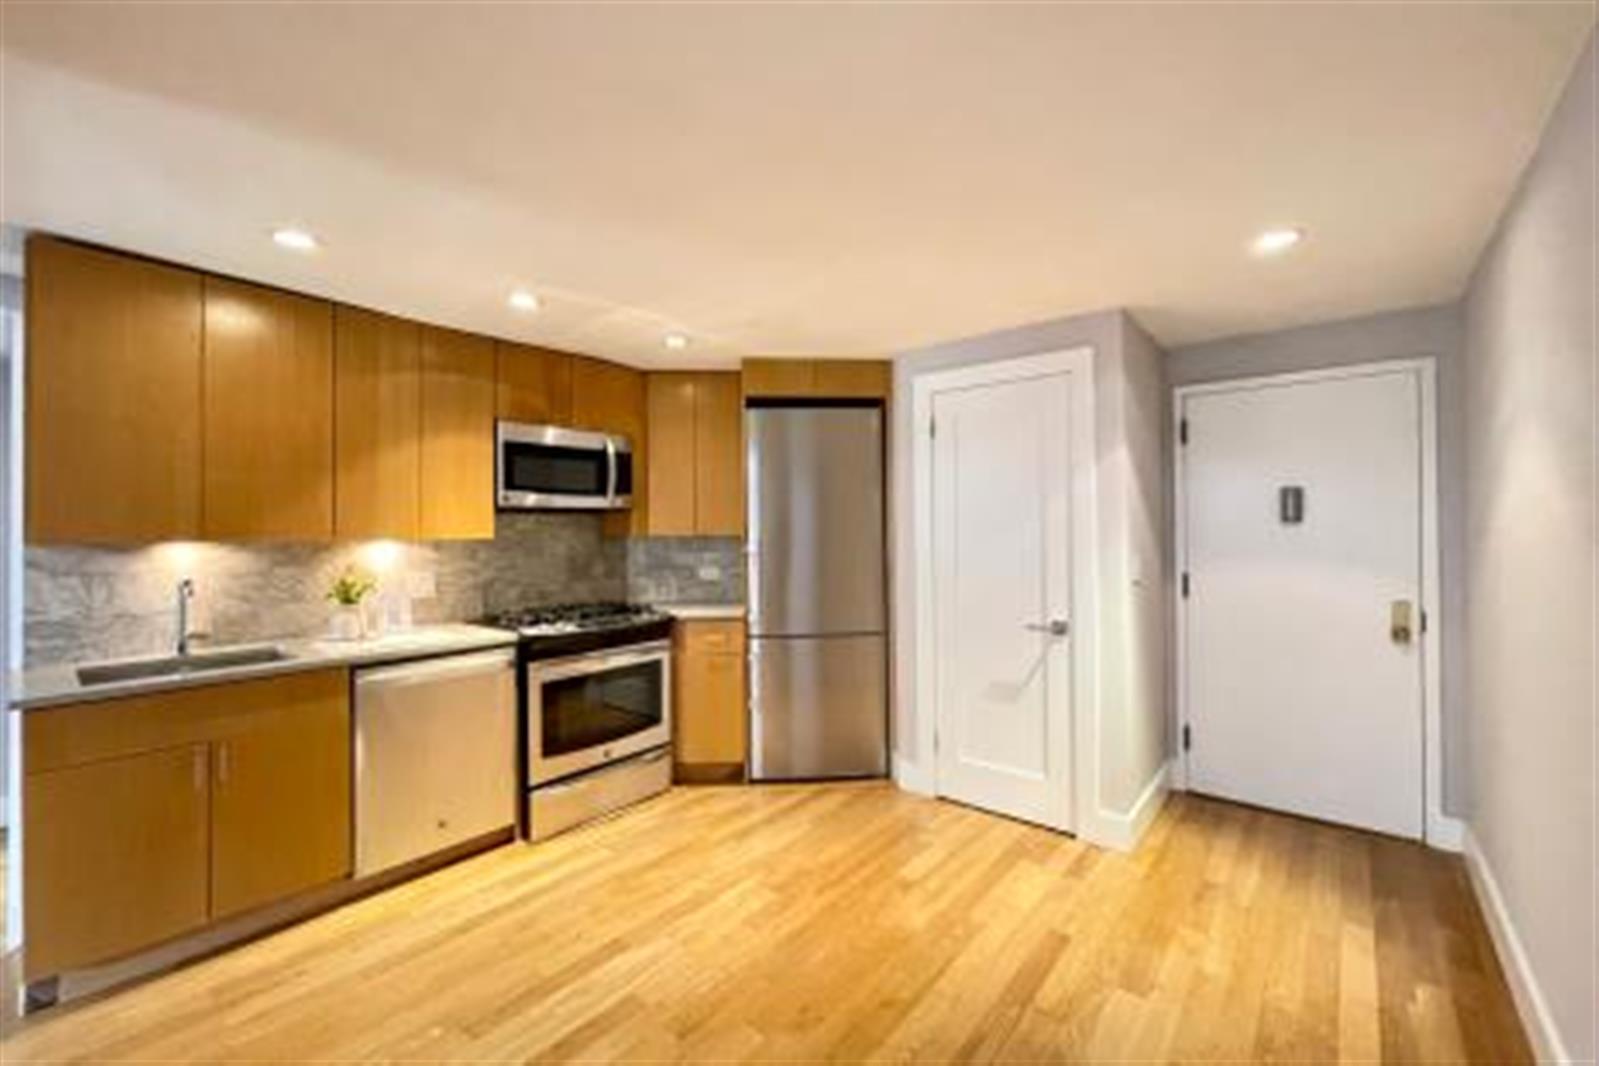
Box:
675, 620, 746, 656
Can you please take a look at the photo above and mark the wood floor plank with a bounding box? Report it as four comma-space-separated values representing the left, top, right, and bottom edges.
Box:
1, 787, 1530, 1063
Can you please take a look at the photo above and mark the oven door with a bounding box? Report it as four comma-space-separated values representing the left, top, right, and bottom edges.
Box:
527, 641, 672, 784
497, 422, 623, 510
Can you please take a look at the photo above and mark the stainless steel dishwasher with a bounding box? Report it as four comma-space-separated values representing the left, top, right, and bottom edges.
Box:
353, 647, 517, 877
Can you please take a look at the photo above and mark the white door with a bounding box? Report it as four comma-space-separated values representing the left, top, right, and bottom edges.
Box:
1180, 368, 1427, 838
932, 369, 1075, 830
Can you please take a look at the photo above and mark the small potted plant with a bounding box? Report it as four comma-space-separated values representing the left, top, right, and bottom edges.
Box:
326, 567, 378, 641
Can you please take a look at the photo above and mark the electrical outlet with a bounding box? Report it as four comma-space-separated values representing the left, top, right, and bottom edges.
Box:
696, 564, 722, 582
406, 570, 438, 600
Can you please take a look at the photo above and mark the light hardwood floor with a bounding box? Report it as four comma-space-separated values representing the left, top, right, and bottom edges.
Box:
0, 785, 1528, 1062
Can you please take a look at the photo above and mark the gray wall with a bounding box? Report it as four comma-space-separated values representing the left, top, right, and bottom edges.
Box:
891, 309, 1170, 832
1169, 303, 1467, 816
1461, 30, 1595, 1064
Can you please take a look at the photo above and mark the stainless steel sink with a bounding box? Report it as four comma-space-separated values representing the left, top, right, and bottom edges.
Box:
76, 645, 292, 686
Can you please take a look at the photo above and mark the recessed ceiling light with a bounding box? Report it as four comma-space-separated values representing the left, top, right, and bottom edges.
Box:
1252, 227, 1305, 256
663, 333, 689, 351
271, 227, 319, 252
508, 289, 541, 312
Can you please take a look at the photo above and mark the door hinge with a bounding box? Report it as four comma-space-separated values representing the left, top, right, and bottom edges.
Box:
1181, 572, 1190, 598
928, 416, 936, 439
1182, 724, 1192, 752
1179, 418, 1189, 446
1420, 608, 1429, 635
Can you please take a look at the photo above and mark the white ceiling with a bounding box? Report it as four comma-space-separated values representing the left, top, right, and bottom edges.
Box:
1, 3, 1591, 368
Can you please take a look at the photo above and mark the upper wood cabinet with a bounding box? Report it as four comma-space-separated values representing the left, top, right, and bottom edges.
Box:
22, 669, 352, 979
646, 372, 743, 536
572, 356, 648, 536
742, 358, 891, 401
25, 237, 204, 543
496, 341, 573, 425
420, 327, 496, 540
203, 278, 335, 540
334, 307, 421, 539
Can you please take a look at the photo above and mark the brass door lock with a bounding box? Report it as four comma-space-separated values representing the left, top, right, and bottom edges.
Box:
1390, 600, 1414, 645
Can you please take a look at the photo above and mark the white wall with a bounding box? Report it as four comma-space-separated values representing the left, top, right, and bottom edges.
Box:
892, 309, 1170, 846
1460, 30, 1595, 1064
1168, 304, 1467, 815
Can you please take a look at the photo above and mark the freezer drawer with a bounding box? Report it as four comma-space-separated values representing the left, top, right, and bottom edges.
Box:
354, 649, 517, 877
749, 635, 887, 780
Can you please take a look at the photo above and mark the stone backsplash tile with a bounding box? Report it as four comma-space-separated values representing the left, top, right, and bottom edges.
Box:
24, 513, 627, 666
625, 537, 745, 605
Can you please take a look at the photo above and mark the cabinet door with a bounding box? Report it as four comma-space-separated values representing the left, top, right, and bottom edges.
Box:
23, 744, 210, 978
646, 373, 697, 536
26, 237, 203, 543
572, 357, 648, 536
203, 278, 334, 539
496, 341, 572, 425
420, 326, 496, 540
676, 651, 747, 767
742, 358, 815, 398
813, 360, 891, 399
695, 372, 745, 535
211, 671, 351, 920
335, 306, 421, 539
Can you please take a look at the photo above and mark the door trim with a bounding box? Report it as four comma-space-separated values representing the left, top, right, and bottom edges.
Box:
1172, 357, 1452, 847
910, 347, 1101, 840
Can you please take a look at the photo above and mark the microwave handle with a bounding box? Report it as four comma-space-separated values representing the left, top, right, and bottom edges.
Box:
605, 437, 618, 506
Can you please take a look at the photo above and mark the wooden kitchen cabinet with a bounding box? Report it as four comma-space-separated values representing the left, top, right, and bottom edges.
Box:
203, 277, 335, 539
496, 341, 573, 425
22, 670, 352, 979
420, 326, 497, 539
673, 619, 747, 781
25, 236, 204, 544
210, 673, 352, 919
646, 372, 743, 536
335, 306, 421, 539
572, 356, 649, 537
23, 744, 211, 979
742, 358, 891, 401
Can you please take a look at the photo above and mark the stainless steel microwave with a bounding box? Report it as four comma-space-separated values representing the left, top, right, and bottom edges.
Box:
496, 422, 633, 510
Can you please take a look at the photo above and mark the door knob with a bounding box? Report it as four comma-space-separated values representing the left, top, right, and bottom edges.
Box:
1025, 619, 1070, 637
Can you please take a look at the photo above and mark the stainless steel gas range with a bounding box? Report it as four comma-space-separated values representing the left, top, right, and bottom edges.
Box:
485, 602, 674, 840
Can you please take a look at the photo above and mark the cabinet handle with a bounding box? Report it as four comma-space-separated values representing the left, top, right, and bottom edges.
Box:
216, 741, 231, 786
192, 746, 207, 793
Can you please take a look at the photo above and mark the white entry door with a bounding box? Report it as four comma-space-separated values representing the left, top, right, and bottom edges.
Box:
1179, 365, 1431, 838
930, 362, 1078, 831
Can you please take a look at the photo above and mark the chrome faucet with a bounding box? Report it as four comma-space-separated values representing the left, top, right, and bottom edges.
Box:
176, 578, 199, 656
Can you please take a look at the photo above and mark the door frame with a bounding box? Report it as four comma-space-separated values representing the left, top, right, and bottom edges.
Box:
1172, 357, 1452, 847
911, 347, 1100, 838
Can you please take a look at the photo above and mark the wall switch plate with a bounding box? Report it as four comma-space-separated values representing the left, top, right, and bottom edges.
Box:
406, 571, 438, 600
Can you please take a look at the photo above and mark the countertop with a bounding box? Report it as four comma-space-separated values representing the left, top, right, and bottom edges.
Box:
654, 603, 747, 620
8, 624, 519, 711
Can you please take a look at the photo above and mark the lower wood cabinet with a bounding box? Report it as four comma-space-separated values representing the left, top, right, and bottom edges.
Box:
22, 670, 351, 979
673, 620, 747, 782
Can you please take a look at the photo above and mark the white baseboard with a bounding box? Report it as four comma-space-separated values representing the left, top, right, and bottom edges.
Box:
1086, 761, 1169, 852
1427, 812, 1464, 852
1462, 826, 1571, 1064
891, 755, 933, 797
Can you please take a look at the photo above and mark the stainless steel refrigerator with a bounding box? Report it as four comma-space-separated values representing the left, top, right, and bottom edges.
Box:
746, 403, 888, 780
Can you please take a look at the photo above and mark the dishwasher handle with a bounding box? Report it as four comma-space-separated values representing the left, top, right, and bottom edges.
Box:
355, 648, 516, 690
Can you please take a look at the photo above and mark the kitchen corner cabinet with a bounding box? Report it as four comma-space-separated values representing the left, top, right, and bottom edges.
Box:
646, 372, 743, 536
742, 358, 892, 400
673, 620, 747, 782
571, 356, 648, 537
203, 277, 335, 539
335, 306, 421, 539
22, 670, 351, 980
496, 341, 573, 425
25, 236, 204, 543
420, 326, 497, 539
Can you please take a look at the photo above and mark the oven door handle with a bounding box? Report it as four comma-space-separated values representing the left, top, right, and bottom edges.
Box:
527, 641, 671, 681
